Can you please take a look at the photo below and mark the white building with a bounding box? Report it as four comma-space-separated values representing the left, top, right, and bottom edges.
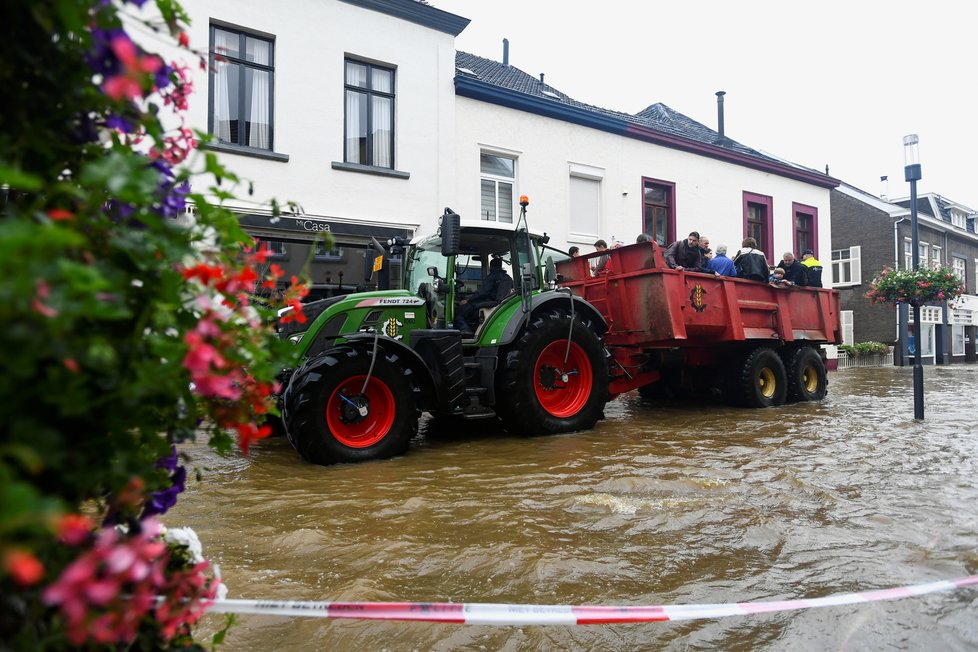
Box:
166, 0, 838, 295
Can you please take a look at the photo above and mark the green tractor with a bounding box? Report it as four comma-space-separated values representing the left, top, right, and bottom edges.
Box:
277, 199, 609, 465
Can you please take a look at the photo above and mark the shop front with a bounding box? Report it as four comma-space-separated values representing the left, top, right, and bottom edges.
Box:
236, 213, 415, 300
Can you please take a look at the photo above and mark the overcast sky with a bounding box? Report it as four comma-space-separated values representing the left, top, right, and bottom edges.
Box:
432, 0, 976, 211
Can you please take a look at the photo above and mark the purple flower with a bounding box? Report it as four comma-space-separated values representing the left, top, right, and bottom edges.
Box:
105, 114, 135, 133
86, 28, 127, 79
143, 447, 187, 518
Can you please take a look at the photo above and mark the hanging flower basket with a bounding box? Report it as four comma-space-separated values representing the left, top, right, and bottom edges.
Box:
866, 266, 965, 307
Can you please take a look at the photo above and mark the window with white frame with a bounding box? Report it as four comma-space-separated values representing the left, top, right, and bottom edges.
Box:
480, 152, 515, 223
952, 325, 965, 355
930, 245, 941, 270
210, 25, 275, 150
904, 239, 913, 270
831, 246, 861, 286
345, 59, 395, 169
953, 255, 966, 281
840, 310, 854, 346
918, 242, 928, 269
568, 163, 603, 240
952, 211, 967, 228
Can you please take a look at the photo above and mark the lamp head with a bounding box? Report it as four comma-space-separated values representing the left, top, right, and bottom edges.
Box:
903, 134, 922, 181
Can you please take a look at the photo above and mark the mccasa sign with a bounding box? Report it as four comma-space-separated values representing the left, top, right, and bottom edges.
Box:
291, 218, 331, 233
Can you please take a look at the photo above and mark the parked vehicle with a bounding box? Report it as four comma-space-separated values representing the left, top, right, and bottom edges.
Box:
275, 198, 841, 466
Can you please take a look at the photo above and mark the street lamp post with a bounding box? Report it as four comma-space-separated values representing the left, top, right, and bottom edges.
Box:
904, 134, 924, 420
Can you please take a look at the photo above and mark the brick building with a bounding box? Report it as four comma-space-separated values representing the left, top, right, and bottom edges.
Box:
831, 183, 978, 364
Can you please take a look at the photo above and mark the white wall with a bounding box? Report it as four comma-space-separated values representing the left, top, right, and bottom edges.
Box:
172, 0, 459, 229
455, 97, 832, 269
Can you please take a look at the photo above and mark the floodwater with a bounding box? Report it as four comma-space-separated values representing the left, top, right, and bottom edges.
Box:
170, 366, 978, 651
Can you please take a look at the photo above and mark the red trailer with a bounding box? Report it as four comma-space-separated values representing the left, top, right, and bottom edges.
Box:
556, 242, 842, 407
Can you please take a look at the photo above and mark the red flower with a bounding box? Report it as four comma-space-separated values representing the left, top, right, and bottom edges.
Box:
4, 549, 44, 586
48, 208, 74, 221
178, 31, 190, 48
57, 514, 95, 546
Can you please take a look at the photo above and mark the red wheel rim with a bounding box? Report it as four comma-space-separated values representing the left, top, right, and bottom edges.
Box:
325, 375, 395, 448
533, 340, 594, 418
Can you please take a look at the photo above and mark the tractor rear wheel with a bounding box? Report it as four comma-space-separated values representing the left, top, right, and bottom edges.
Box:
282, 346, 418, 465
496, 310, 607, 435
784, 346, 827, 402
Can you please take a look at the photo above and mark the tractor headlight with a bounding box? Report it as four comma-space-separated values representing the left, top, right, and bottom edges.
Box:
288, 333, 304, 345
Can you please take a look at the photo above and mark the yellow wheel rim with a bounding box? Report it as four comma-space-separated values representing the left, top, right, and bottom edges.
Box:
758, 367, 776, 398
802, 364, 818, 393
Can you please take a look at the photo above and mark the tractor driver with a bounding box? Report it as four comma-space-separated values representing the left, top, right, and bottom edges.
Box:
456, 257, 513, 334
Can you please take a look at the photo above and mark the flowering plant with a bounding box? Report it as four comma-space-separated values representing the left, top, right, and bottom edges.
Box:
0, 0, 304, 648
866, 266, 966, 307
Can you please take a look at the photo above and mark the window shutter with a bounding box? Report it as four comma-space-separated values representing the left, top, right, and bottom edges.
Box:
841, 310, 854, 345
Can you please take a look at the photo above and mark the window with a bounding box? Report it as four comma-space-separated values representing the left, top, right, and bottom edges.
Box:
952, 325, 966, 355
953, 256, 966, 281
260, 240, 286, 258
210, 25, 274, 150
918, 243, 928, 269
480, 153, 515, 223
643, 178, 675, 246
831, 246, 861, 286
743, 192, 773, 257
344, 59, 395, 168
930, 246, 941, 270
792, 203, 818, 257
952, 211, 967, 228
314, 242, 343, 261
904, 239, 913, 270
569, 177, 601, 239
841, 310, 854, 346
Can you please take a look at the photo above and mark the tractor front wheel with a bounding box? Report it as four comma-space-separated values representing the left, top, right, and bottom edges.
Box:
282, 346, 418, 465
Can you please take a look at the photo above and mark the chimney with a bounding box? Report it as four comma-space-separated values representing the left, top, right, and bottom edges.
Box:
715, 91, 726, 144
502, 38, 509, 67
880, 175, 889, 201
539, 73, 545, 84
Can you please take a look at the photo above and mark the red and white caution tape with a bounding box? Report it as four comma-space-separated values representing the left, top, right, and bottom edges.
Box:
207, 574, 978, 625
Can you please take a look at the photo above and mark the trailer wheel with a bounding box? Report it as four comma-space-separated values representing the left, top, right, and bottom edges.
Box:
784, 346, 827, 402
730, 347, 787, 408
282, 346, 418, 465
496, 310, 608, 434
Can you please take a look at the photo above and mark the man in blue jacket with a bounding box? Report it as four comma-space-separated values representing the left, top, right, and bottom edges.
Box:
708, 244, 737, 276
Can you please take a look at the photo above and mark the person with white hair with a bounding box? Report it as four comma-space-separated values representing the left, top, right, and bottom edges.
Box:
707, 243, 736, 276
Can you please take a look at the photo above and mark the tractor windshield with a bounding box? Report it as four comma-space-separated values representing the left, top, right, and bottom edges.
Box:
404, 236, 447, 294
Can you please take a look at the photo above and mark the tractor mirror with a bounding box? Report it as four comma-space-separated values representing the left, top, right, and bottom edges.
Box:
440, 208, 461, 256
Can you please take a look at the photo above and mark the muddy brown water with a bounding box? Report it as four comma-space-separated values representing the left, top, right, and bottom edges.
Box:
170, 366, 978, 650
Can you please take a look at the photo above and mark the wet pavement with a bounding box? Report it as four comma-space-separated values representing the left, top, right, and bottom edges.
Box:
170, 365, 978, 650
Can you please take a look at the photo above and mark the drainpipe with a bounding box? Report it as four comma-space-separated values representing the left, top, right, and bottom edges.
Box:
715, 91, 726, 144
894, 213, 907, 347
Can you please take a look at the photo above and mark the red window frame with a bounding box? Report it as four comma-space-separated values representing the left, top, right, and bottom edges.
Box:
792, 202, 819, 258
742, 191, 773, 258
641, 177, 676, 247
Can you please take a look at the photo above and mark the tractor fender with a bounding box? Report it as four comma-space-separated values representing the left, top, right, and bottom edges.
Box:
336, 333, 437, 410
498, 292, 608, 345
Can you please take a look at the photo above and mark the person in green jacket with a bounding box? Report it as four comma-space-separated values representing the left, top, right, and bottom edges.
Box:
801, 248, 823, 287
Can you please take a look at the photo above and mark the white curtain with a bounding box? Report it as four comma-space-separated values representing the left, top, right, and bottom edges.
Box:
371, 96, 391, 168
213, 30, 236, 143
246, 38, 270, 149
345, 91, 362, 163
344, 63, 367, 163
